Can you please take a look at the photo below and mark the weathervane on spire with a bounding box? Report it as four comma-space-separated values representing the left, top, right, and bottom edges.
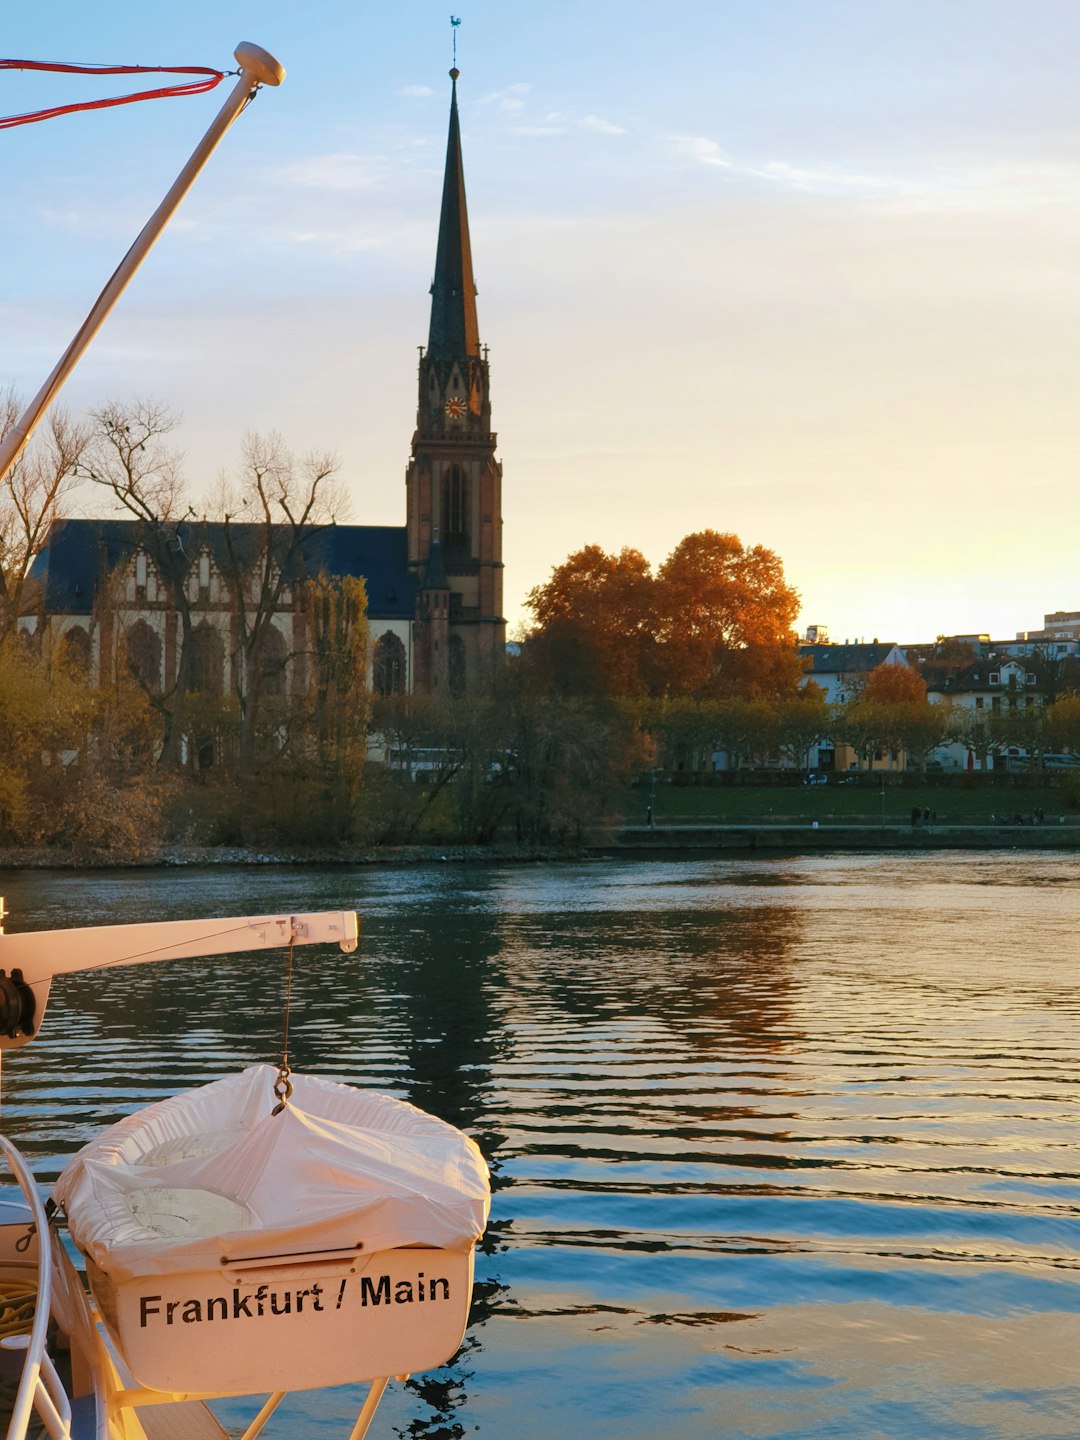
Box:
451, 16, 461, 67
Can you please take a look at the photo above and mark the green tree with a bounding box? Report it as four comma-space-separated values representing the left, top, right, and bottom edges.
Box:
644, 697, 721, 773
365, 694, 467, 843
1043, 696, 1080, 755
0, 632, 168, 856
499, 686, 642, 845
708, 697, 780, 770
301, 572, 369, 838
986, 701, 1044, 769
841, 663, 946, 772
774, 686, 832, 770
931, 636, 977, 666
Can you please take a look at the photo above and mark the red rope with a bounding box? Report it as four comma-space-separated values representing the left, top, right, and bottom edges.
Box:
0, 59, 229, 130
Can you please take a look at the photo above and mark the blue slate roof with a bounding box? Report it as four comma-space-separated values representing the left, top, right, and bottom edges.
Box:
301, 525, 416, 619
28, 519, 416, 621
28, 520, 131, 616
799, 643, 902, 675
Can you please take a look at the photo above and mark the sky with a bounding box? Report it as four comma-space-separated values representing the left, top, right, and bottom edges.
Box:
4, 1, 1080, 644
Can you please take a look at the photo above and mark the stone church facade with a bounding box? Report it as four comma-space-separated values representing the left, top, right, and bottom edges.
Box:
22, 69, 505, 703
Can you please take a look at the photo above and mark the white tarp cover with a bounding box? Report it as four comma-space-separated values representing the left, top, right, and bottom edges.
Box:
53, 1065, 490, 1283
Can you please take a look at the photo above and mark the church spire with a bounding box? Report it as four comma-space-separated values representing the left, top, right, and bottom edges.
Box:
427, 69, 480, 362
405, 58, 504, 695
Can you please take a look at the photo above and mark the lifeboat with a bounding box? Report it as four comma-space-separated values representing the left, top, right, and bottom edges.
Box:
0, 902, 489, 1439
53, 1064, 490, 1395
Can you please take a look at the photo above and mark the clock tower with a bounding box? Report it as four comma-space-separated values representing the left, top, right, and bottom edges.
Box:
406, 68, 504, 696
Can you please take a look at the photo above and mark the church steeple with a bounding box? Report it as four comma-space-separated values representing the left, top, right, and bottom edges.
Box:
427, 69, 480, 362
406, 66, 504, 696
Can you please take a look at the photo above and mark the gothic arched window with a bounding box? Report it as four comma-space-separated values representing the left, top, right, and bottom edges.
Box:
441, 465, 469, 554
259, 625, 289, 698
188, 623, 224, 696
372, 632, 407, 697
125, 620, 161, 692
449, 634, 466, 699
60, 625, 91, 676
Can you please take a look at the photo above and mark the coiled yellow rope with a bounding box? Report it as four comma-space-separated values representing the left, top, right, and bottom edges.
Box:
0, 1280, 37, 1338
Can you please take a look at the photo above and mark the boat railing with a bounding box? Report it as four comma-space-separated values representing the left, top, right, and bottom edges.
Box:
0, 1136, 73, 1440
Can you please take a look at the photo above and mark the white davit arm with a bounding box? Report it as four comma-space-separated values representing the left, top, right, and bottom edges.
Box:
0, 42, 285, 488
0, 909, 359, 1048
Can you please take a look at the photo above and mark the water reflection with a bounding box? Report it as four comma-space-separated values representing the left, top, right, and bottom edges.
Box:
379, 901, 517, 1436
1, 856, 1079, 1437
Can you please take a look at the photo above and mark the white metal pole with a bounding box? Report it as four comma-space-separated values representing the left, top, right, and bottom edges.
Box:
239, 1391, 287, 1440
346, 1378, 390, 1440
0, 42, 284, 487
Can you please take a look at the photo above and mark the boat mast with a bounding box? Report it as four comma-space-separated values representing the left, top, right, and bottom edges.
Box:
0, 41, 284, 488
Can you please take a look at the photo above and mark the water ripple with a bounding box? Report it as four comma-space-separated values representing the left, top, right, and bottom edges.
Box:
1, 854, 1078, 1437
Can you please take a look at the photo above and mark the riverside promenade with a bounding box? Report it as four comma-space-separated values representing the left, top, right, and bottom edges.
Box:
612, 821, 1080, 851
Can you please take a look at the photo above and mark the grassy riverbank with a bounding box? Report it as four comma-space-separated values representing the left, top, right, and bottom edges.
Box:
630, 778, 1071, 828
1, 778, 1075, 868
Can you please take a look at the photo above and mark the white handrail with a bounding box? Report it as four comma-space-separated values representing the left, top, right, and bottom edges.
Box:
0, 1135, 72, 1440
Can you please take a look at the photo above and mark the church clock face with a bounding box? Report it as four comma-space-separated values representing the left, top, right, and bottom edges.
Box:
444, 397, 466, 420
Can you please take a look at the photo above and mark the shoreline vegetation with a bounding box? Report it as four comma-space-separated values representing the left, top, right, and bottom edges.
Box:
3, 768, 1079, 869
2, 815, 1079, 870
8, 503, 1080, 870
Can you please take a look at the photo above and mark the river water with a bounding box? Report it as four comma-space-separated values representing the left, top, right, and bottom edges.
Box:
0, 852, 1078, 1439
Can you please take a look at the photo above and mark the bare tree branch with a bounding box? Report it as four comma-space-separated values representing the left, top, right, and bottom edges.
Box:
0, 388, 89, 635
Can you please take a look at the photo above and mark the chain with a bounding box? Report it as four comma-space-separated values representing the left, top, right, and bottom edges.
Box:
272, 930, 295, 1115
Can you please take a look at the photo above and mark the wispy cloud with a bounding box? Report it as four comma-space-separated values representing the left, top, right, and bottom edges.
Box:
673, 135, 733, 169
880, 159, 1080, 215
399, 84, 433, 98
508, 108, 626, 140
37, 203, 189, 241
510, 124, 569, 138
756, 160, 891, 191
581, 114, 626, 137
273, 154, 386, 192
262, 213, 433, 259
671, 132, 1080, 212
673, 133, 904, 197
478, 82, 531, 113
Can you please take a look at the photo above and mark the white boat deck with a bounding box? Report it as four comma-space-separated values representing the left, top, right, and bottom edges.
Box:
135, 1400, 228, 1440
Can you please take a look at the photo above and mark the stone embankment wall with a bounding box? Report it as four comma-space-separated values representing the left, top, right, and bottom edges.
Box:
2, 828, 1079, 869
613, 824, 1080, 851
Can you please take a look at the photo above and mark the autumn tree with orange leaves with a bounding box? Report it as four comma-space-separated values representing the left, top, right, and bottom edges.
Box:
840, 660, 947, 772
524, 530, 802, 701
652, 531, 802, 699
859, 661, 928, 705
523, 544, 654, 696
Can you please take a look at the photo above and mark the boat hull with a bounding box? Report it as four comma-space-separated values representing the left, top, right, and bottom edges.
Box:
86, 1243, 475, 1394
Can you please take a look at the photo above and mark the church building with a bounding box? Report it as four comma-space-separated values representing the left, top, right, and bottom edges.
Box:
22, 69, 505, 703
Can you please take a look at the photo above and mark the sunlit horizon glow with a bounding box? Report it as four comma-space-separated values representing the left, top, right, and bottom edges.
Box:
5, 2, 1080, 648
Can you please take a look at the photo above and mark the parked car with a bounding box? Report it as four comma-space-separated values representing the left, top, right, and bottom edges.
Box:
1043, 754, 1080, 770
